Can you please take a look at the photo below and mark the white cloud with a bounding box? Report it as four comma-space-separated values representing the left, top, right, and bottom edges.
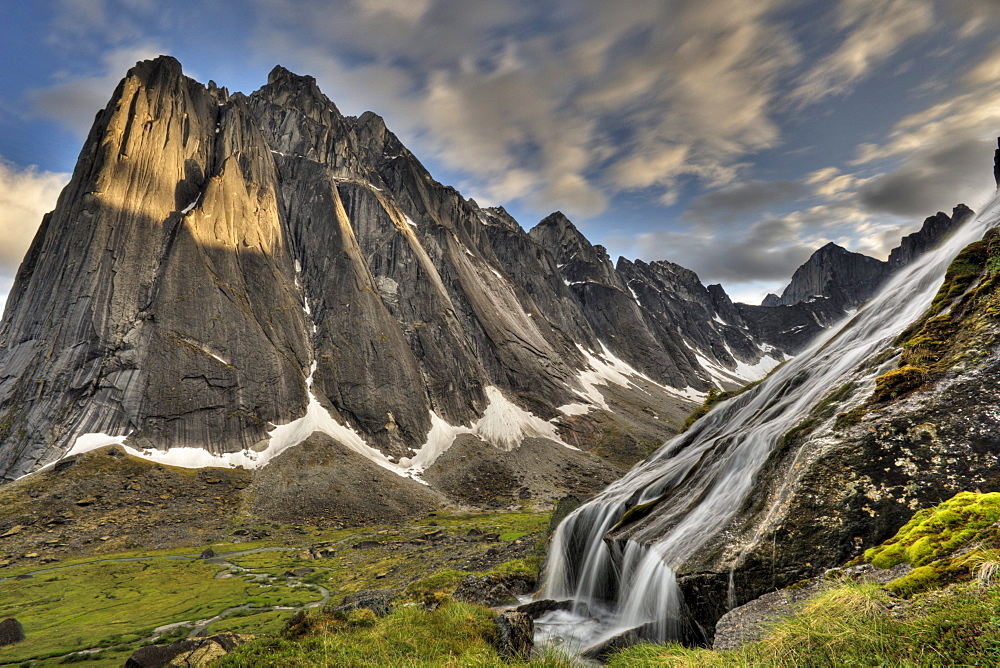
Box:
247, 0, 800, 217
803, 167, 868, 199
792, 0, 934, 104
354, 0, 432, 23
28, 43, 166, 137
0, 158, 71, 298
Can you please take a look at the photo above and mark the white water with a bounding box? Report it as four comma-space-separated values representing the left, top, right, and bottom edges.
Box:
540, 192, 1000, 652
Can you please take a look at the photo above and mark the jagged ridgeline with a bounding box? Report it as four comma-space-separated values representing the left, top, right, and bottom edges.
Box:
0, 56, 801, 483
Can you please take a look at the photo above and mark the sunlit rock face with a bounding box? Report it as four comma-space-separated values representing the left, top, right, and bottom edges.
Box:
0, 57, 788, 482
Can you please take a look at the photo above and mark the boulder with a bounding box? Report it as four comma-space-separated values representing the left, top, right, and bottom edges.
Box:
713, 563, 913, 651
125, 632, 252, 667
492, 611, 533, 660
0, 618, 25, 646
453, 574, 534, 607
335, 589, 400, 617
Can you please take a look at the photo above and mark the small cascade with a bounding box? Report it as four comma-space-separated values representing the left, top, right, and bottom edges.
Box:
538, 191, 1000, 653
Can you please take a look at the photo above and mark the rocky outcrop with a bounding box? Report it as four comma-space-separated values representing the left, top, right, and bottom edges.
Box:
772, 242, 888, 308
888, 205, 974, 270
125, 632, 252, 667
453, 573, 534, 606
768, 205, 971, 311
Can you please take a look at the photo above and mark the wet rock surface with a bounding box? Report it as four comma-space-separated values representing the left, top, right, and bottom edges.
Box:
672, 348, 1000, 640
514, 598, 576, 619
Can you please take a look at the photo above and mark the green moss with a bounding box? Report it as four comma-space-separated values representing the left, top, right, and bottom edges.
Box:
870, 365, 927, 403
612, 494, 668, 532
863, 491, 1000, 596
860, 228, 1000, 410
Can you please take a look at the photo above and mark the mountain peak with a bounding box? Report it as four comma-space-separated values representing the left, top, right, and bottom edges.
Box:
538, 211, 573, 229
126, 55, 185, 85
257, 64, 341, 118
816, 241, 848, 254
267, 64, 314, 86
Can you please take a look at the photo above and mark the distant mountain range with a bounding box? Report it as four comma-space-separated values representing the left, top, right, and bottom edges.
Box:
0, 56, 964, 494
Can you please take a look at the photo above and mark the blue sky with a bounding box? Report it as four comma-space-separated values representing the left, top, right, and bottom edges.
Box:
2, 0, 1000, 307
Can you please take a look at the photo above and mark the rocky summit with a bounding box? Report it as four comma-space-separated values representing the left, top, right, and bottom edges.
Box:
0, 56, 800, 488
763, 204, 973, 310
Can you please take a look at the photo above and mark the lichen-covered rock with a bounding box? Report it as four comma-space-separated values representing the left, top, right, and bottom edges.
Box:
125, 633, 252, 667
712, 564, 911, 651
335, 588, 400, 617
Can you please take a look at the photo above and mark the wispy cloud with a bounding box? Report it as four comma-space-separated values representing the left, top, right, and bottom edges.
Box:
249, 0, 801, 217
792, 0, 934, 104
27, 43, 166, 136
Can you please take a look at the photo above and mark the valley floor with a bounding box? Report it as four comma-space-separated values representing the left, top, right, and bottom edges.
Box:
0, 507, 550, 666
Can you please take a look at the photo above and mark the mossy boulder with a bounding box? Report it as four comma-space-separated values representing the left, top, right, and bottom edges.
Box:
863, 491, 1000, 596
871, 366, 927, 403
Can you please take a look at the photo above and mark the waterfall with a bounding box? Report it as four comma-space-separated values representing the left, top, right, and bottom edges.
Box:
538, 191, 1000, 652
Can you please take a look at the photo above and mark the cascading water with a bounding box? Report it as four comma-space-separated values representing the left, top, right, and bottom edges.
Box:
538, 191, 1000, 653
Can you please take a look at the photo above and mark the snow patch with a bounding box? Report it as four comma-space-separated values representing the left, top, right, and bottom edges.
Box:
556, 343, 703, 417
61, 364, 413, 479
476, 387, 570, 451
626, 284, 642, 307
557, 403, 591, 416
68, 432, 128, 455
205, 350, 230, 366
263, 363, 408, 476
50, 387, 582, 481
399, 412, 472, 471
402, 387, 579, 471
181, 193, 201, 215
689, 343, 783, 387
